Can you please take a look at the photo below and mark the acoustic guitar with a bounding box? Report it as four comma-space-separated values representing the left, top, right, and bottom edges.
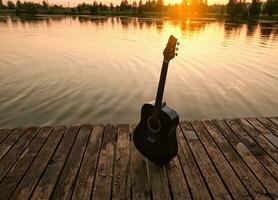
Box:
133, 35, 179, 166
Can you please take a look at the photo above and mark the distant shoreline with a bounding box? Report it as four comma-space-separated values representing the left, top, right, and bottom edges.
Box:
1, 9, 278, 22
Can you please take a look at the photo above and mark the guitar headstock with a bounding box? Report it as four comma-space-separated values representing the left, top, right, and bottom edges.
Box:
163, 35, 179, 62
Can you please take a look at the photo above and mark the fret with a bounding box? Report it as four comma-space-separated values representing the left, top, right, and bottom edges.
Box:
152, 60, 169, 119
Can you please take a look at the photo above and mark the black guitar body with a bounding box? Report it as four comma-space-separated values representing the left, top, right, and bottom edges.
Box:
133, 102, 179, 166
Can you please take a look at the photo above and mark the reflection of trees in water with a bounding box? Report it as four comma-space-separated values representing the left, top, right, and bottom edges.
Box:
8, 15, 49, 28
0, 16, 8, 23
2, 16, 278, 44
77, 16, 108, 27
44, 18, 50, 27
155, 20, 163, 32
138, 19, 144, 29
73, 16, 162, 31
119, 17, 132, 29
246, 22, 258, 36
223, 20, 278, 43
6, 15, 68, 28
111, 17, 115, 28
223, 21, 244, 39
272, 28, 278, 41
145, 19, 153, 28
132, 18, 137, 29
48, 16, 64, 22
182, 21, 206, 32
1, 16, 207, 35
260, 22, 277, 40
258, 22, 278, 46
127, 18, 162, 32
172, 20, 208, 37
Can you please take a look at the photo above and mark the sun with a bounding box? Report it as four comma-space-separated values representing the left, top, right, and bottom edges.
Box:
164, 0, 183, 4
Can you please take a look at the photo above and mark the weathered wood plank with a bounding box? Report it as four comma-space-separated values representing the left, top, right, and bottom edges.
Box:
0, 128, 13, 144
130, 124, 151, 200
180, 121, 232, 200
269, 117, 278, 127
224, 119, 278, 198
0, 127, 40, 182
0, 128, 27, 160
166, 156, 192, 200
257, 118, 278, 137
10, 126, 65, 200
210, 119, 271, 200
236, 118, 278, 163
229, 119, 278, 180
91, 124, 117, 199
30, 126, 80, 200
71, 125, 104, 200
228, 119, 278, 169
148, 162, 171, 200
0, 127, 53, 200
191, 120, 251, 199
247, 118, 278, 148
51, 125, 92, 200
112, 124, 131, 200
176, 126, 211, 200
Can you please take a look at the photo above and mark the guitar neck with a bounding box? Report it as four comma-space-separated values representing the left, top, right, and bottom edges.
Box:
153, 60, 169, 118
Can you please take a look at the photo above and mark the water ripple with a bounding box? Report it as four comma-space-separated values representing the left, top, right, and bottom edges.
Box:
0, 16, 277, 127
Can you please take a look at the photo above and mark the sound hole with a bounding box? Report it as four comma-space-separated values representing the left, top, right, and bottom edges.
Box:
147, 117, 161, 133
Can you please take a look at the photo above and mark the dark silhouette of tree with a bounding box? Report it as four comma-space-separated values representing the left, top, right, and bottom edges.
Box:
0, 0, 4, 8
7, 1, 16, 9
207, 4, 225, 15
16, 0, 22, 8
110, 2, 114, 11
226, 0, 237, 17
138, 0, 144, 13
249, 0, 261, 16
76, 3, 91, 12
220, 5, 225, 16
89, 1, 98, 14
23, 2, 39, 14
226, 0, 249, 17
42, 1, 49, 10
99, 2, 103, 11
234, 0, 246, 17
263, 0, 278, 16
157, 0, 164, 12
70, 7, 76, 13
120, 0, 131, 11
15, 0, 21, 14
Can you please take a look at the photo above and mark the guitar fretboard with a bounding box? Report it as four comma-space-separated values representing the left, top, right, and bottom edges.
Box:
152, 60, 169, 119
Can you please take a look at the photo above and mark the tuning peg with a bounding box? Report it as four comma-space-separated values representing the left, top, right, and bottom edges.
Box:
175, 53, 178, 56
177, 42, 180, 45
176, 47, 179, 51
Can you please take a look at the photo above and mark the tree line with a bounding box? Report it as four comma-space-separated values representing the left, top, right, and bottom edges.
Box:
0, 0, 277, 17
226, 0, 278, 17
0, 0, 207, 15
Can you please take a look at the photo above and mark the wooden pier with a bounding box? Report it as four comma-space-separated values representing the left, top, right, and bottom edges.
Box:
0, 117, 277, 199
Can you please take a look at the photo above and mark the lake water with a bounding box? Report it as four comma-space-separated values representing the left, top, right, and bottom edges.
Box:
0, 16, 277, 127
